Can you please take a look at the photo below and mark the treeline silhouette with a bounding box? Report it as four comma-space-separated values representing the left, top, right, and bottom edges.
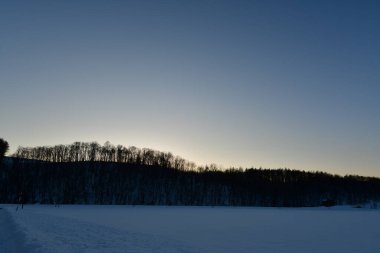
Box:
13, 141, 196, 171
1, 142, 379, 207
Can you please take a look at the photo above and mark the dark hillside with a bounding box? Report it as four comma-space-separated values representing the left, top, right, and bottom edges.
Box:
1, 157, 379, 207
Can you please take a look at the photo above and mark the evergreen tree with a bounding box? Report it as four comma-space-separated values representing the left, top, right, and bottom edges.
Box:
0, 138, 9, 163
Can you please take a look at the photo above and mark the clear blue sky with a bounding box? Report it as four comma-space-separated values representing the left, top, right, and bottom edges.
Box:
1, 0, 379, 176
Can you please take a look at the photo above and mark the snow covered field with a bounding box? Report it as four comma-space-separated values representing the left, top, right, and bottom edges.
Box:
1, 205, 379, 253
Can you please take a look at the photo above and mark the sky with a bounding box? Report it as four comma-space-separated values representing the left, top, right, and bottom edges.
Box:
1, 0, 379, 177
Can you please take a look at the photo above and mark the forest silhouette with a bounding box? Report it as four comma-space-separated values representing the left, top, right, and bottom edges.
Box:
1, 141, 379, 207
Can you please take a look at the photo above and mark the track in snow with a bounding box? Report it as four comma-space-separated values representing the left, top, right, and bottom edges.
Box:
0, 207, 36, 253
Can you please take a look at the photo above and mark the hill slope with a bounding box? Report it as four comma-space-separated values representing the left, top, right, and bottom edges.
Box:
1, 157, 379, 207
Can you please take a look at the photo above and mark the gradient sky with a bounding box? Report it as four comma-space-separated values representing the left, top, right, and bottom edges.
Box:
1, 0, 379, 176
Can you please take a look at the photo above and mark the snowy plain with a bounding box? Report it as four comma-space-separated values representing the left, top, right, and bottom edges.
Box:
1, 205, 379, 253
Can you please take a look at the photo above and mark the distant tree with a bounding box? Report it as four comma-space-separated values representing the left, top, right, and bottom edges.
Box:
321, 199, 337, 207
0, 138, 9, 163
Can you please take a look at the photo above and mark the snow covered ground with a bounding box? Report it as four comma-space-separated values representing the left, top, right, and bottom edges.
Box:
1, 205, 379, 253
